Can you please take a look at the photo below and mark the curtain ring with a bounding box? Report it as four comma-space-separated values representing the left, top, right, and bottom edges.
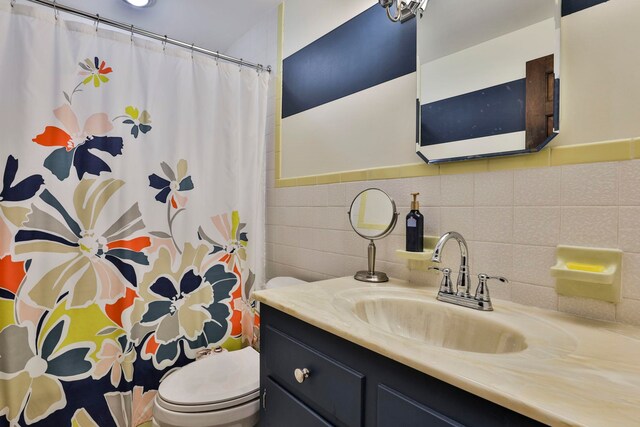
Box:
53, 0, 59, 20
215, 51, 219, 66
130, 24, 134, 43
191, 43, 194, 59
10, 0, 16, 8
162, 35, 167, 52
239, 59, 243, 72
94, 14, 100, 32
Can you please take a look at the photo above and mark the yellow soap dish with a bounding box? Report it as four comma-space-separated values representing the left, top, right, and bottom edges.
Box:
396, 236, 439, 271
551, 262, 615, 284
396, 249, 434, 261
565, 262, 606, 273
550, 245, 622, 303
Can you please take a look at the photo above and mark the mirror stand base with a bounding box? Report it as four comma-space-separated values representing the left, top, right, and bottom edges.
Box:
355, 270, 389, 283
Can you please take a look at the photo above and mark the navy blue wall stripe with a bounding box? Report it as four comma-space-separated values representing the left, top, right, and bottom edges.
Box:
421, 79, 526, 146
561, 0, 608, 16
282, 4, 416, 119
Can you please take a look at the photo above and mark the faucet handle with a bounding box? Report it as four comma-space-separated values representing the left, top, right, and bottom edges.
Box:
474, 274, 509, 303
478, 274, 509, 283
429, 267, 453, 294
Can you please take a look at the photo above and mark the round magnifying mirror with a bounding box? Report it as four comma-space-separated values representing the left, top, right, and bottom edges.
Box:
348, 188, 398, 282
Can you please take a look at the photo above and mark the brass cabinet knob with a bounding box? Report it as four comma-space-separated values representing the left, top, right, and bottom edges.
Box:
294, 368, 310, 383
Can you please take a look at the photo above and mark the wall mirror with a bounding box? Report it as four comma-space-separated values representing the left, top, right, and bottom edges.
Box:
348, 188, 398, 283
416, 0, 561, 163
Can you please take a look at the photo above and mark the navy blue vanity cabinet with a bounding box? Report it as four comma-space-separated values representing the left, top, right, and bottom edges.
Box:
259, 305, 547, 427
263, 377, 333, 427
262, 325, 365, 426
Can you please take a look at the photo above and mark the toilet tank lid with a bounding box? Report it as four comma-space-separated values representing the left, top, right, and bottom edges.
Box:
158, 346, 259, 407
266, 276, 307, 289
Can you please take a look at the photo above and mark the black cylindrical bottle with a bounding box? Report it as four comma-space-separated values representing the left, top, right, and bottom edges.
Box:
406, 193, 424, 252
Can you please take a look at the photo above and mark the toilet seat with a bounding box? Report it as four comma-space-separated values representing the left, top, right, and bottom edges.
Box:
156, 346, 260, 414
156, 388, 260, 413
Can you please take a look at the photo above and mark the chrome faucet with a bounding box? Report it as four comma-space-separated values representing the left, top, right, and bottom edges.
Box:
431, 231, 471, 297
430, 231, 508, 311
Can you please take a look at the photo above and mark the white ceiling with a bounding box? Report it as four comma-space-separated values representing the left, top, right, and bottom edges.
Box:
45, 0, 281, 52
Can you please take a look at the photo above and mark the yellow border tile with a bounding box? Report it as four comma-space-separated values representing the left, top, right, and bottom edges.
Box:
274, 143, 281, 180
295, 175, 317, 186
367, 166, 405, 181
488, 149, 551, 171
399, 163, 439, 178
275, 138, 640, 187
276, 3, 284, 75
340, 170, 369, 182
276, 178, 297, 188
366, 163, 439, 180
316, 173, 342, 185
273, 3, 284, 184
439, 159, 489, 175
550, 139, 632, 166
274, 96, 282, 122
632, 138, 640, 159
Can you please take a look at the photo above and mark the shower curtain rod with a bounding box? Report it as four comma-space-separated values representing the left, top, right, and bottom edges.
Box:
18, 0, 272, 73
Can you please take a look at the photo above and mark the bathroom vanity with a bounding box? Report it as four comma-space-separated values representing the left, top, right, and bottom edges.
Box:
254, 277, 640, 427
259, 305, 540, 426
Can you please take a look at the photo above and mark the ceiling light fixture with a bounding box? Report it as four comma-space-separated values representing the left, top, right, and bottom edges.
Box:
122, 0, 156, 8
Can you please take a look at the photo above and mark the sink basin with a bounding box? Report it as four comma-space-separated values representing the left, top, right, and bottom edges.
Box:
334, 288, 528, 354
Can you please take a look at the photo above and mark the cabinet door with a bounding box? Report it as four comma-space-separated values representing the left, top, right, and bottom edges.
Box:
377, 384, 464, 427
263, 326, 364, 426
263, 377, 334, 427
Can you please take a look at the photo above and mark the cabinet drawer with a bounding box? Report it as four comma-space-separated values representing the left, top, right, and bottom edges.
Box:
263, 377, 333, 427
377, 384, 464, 427
263, 326, 364, 427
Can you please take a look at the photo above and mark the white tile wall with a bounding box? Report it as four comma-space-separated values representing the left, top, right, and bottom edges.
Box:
557, 296, 616, 322
474, 207, 513, 243
511, 282, 558, 311
619, 207, 640, 253
619, 160, 640, 205
266, 160, 640, 326
511, 245, 556, 288
513, 207, 561, 246
561, 163, 619, 206
560, 206, 618, 247
621, 253, 640, 299
474, 171, 513, 206
441, 174, 474, 206
440, 207, 474, 239
514, 167, 562, 206
472, 242, 513, 300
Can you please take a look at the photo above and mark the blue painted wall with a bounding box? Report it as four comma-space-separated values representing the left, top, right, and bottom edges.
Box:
421, 79, 526, 146
562, 0, 609, 16
282, 5, 416, 119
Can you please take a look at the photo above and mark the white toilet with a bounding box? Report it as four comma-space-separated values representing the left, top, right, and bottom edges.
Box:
153, 276, 307, 427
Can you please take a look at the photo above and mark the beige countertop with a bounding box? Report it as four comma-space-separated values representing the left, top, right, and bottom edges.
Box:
254, 277, 640, 427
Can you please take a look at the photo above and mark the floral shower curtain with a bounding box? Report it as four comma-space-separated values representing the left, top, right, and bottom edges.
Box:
0, 3, 268, 426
